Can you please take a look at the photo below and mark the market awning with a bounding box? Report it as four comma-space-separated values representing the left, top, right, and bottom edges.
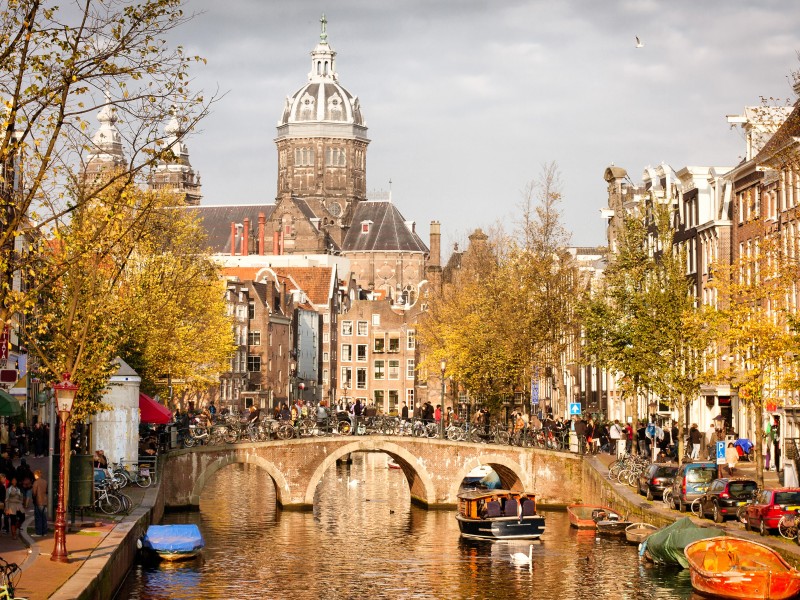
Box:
139, 393, 172, 424
0, 388, 22, 417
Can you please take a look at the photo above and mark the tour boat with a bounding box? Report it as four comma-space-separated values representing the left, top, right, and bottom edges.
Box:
456, 489, 545, 540
625, 522, 658, 545
139, 524, 205, 561
684, 537, 800, 599
567, 504, 619, 530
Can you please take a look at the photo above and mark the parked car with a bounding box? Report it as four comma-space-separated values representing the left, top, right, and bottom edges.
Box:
671, 461, 717, 512
744, 488, 800, 536
697, 478, 758, 522
637, 463, 678, 501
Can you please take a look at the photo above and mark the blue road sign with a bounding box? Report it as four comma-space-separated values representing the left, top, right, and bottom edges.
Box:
716, 441, 726, 465
569, 402, 581, 416
531, 378, 539, 406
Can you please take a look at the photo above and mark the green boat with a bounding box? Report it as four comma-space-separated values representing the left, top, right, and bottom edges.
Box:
640, 517, 724, 569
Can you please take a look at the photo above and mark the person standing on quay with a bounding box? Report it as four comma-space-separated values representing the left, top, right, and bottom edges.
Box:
32, 470, 47, 537
689, 424, 702, 460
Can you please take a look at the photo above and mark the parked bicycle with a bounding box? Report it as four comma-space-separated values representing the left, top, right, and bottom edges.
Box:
0, 557, 26, 600
110, 460, 153, 488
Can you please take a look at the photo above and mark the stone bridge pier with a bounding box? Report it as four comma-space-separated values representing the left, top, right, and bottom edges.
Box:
162, 436, 584, 510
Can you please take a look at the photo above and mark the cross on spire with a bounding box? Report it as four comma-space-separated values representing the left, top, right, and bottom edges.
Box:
320, 14, 328, 43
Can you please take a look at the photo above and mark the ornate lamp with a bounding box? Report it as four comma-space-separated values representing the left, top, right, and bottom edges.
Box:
51, 373, 78, 563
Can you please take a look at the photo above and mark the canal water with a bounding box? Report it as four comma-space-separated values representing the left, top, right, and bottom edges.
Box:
115, 453, 703, 600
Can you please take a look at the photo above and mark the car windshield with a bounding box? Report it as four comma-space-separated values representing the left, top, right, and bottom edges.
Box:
774, 492, 800, 505
656, 467, 678, 477
728, 482, 757, 496
686, 468, 716, 484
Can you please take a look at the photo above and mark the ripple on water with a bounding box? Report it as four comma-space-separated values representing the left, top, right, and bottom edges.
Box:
115, 453, 699, 600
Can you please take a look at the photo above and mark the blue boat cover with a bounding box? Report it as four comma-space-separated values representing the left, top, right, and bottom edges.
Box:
143, 525, 205, 553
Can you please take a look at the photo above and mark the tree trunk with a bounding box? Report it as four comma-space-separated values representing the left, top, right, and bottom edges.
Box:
754, 401, 764, 489
677, 402, 686, 467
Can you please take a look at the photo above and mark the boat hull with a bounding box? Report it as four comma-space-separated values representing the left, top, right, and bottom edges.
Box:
140, 524, 205, 563
685, 537, 800, 600
596, 520, 632, 535
456, 514, 545, 540
625, 523, 658, 545
155, 549, 202, 562
567, 505, 618, 530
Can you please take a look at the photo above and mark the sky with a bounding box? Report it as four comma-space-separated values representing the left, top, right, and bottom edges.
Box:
170, 0, 800, 252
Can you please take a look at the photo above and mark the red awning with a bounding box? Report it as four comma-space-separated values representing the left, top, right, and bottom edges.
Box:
139, 393, 172, 424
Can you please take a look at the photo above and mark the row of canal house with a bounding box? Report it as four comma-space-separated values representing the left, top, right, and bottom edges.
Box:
601, 82, 800, 462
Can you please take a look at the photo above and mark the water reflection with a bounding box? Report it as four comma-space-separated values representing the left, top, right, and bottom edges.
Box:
116, 452, 700, 600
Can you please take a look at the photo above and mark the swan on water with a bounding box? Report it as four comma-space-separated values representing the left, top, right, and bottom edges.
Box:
510, 545, 533, 566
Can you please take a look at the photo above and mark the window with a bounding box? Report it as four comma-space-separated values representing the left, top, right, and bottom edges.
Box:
374, 337, 385, 353
407, 330, 416, 349
357, 344, 367, 361
342, 321, 353, 336
372, 314, 380, 326
248, 301, 255, 320
389, 337, 400, 353
374, 390, 385, 410
361, 221, 371, 234
341, 344, 352, 362
323, 313, 330, 324
295, 147, 315, 166
341, 367, 352, 388
374, 360, 385, 380
323, 332, 329, 343
357, 321, 368, 336
388, 360, 400, 380
406, 389, 414, 408
406, 359, 415, 380
389, 390, 399, 412
247, 356, 261, 372
323, 352, 329, 362
248, 331, 261, 346
356, 368, 367, 390
322, 369, 328, 384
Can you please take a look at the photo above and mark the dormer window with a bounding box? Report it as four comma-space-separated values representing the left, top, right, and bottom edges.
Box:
361, 220, 373, 234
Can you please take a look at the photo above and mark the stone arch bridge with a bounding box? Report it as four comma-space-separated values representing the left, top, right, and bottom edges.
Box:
162, 437, 585, 510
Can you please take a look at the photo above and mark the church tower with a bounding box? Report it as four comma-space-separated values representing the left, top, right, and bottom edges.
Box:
274, 15, 369, 250
150, 113, 202, 206
84, 92, 125, 181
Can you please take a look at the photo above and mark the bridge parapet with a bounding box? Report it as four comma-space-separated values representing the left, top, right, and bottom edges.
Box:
162, 437, 584, 510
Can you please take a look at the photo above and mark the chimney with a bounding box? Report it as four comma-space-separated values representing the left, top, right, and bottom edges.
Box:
258, 212, 266, 255
242, 218, 250, 256
230, 222, 237, 256
429, 221, 441, 267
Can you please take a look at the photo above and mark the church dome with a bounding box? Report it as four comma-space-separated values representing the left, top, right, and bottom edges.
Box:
278, 16, 364, 127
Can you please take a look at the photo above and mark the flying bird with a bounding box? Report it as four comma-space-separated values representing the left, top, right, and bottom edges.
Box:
635, 36, 644, 48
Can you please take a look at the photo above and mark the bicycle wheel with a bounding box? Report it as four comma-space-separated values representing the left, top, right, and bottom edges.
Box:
136, 473, 153, 488
337, 420, 352, 435
662, 488, 673, 508
778, 517, 798, 539
98, 493, 122, 515
495, 430, 510, 445
736, 504, 749, 524
183, 435, 196, 448
690, 498, 703, 517
118, 493, 133, 513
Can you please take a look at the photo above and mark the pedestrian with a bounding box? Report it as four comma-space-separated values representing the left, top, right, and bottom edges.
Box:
401, 402, 409, 421
5, 476, 24, 540
32, 469, 47, 537
689, 423, 702, 460
725, 442, 739, 476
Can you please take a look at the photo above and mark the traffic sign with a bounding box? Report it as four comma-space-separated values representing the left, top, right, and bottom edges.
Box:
569, 402, 581, 416
716, 441, 726, 465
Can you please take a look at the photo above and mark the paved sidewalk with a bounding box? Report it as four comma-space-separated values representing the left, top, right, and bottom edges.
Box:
9, 455, 147, 599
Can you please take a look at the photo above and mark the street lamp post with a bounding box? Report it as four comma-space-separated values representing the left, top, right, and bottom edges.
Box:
440, 359, 447, 439
51, 372, 78, 563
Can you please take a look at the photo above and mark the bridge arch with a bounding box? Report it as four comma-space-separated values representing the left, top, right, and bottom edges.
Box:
447, 453, 531, 501
303, 438, 437, 506
190, 451, 291, 507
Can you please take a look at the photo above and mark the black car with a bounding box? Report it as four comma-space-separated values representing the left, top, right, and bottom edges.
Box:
697, 478, 758, 523
637, 463, 678, 501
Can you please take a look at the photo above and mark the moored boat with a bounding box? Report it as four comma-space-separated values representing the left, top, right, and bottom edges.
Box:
387, 459, 401, 470
625, 522, 658, 545
567, 504, 620, 530
595, 515, 632, 536
456, 489, 545, 540
641, 517, 724, 568
139, 524, 205, 561
684, 536, 800, 600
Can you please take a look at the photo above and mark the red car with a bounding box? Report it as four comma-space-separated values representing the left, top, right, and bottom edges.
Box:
744, 488, 800, 536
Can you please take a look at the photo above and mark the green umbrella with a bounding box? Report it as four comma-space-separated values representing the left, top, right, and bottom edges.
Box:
0, 389, 22, 417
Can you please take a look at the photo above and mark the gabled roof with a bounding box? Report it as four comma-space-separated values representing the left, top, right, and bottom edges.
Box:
342, 201, 428, 253
272, 266, 336, 306
179, 204, 275, 254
